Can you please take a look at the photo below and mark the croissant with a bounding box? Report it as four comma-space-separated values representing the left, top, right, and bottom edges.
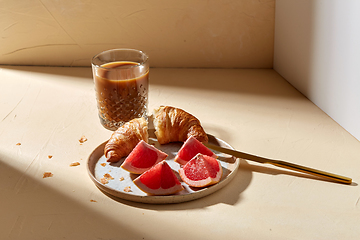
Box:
104, 117, 148, 163
153, 106, 208, 144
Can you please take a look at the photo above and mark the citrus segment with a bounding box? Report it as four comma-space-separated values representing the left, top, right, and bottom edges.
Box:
133, 160, 184, 195
175, 136, 217, 165
179, 154, 223, 188
121, 140, 168, 174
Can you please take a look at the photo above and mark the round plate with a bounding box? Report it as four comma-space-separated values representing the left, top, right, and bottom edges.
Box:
87, 135, 240, 204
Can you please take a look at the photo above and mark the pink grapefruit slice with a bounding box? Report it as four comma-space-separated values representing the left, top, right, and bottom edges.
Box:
179, 153, 223, 188
133, 160, 184, 195
121, 140, 168, 174
175, 136, 217, 165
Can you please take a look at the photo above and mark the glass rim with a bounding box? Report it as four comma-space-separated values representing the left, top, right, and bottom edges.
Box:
91, 48, 149, 70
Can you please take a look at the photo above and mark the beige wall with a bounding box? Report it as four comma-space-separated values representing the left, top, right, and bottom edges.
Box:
0, 0, 275, 68
274, 0, 360, 141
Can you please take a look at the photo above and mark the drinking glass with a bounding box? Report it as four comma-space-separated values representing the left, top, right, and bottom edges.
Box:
92, 49, 149, 130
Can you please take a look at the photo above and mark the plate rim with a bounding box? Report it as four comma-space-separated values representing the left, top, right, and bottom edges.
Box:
87, 136, 240, 204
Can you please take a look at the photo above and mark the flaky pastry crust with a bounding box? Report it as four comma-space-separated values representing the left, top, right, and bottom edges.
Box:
104, 117, 148, 162
153, 106, 208, 144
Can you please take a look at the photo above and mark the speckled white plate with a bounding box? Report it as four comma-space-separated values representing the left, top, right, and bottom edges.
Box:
87, 135, 240, 204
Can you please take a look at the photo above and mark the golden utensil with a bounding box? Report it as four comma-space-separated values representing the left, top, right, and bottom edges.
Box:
204, 143, 352, 185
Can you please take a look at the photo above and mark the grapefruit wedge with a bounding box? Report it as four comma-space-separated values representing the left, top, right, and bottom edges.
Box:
121, 140, 168, 174
179, 153, 223, 188
175, 136, 217, 165
133, 160, 184, 195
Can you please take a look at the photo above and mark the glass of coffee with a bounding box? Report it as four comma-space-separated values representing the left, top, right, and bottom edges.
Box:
91, 49, 149, 131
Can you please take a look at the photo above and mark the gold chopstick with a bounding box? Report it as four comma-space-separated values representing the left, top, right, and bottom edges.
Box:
204, 143, 352, 185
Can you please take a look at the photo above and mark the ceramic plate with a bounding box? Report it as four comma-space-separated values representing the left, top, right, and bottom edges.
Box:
87, 134, 240, 204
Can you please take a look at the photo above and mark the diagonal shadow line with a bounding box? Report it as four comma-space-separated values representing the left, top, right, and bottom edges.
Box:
0, 65, 302, 99
0, 153, 154, 239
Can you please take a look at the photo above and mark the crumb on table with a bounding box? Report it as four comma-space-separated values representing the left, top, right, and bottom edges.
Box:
70, 162, 80, 167
79, 135, 87, 143
43, 172, 53, 178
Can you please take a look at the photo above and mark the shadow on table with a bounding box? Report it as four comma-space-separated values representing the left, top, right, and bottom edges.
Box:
0, 153, 145, 239
103, 159, 252, 210
0, 65, 303, 99
101, 134, 252, 210
242, 162, 357, 186
106, 157, 356, 210
0, 65, 93, 79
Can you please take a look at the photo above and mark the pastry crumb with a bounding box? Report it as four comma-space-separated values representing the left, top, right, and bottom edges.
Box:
103, 173, 114, 180
124, 186, 132, 192
16, 142, 21, 146
119, 177, 124, 181
90, 199, 97, 202
100, 163, 106, 167
100, 177, 109, 184
70, 162, 80, 167
79, 135, 87, 143
48, 155, 53, 159
100, 173, 114, 184
43, 172, 53, 178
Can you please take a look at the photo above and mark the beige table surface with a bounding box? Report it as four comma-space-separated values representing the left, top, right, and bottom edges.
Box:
0, 66, 359, 240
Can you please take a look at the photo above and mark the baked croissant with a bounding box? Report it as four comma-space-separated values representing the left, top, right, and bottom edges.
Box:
153, 106, 208, 144
104, 117, 148, 163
